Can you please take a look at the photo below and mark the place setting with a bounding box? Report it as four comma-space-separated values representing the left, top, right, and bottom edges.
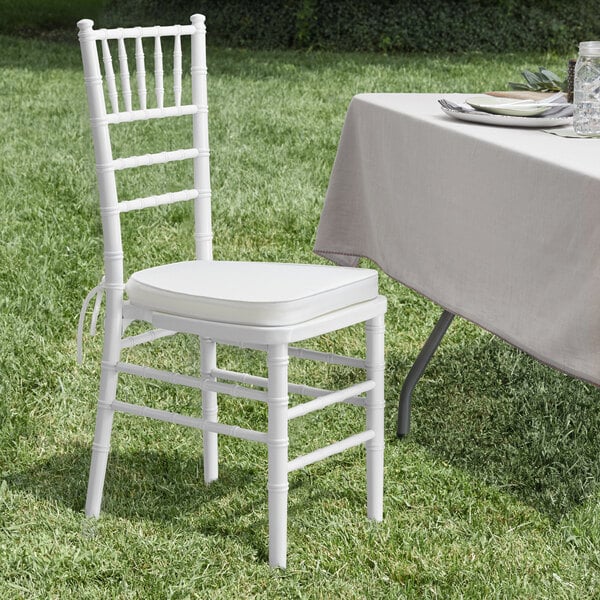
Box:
438, 65, 580, 129
438, 91, 573, 127
439, 53, 600, 138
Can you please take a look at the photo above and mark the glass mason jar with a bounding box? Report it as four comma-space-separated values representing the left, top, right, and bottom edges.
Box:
573, 41, 600, 135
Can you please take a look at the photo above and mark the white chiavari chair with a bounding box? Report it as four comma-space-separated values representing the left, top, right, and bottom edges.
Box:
76, 14, 386, 569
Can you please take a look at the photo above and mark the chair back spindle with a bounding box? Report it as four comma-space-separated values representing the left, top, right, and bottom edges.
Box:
173, 33, 182, 107
134, 36, 147, 110
117, 36, 133, 112
101, 38, 119, 113
154, 35, 164, 109
77, 14, 213, 291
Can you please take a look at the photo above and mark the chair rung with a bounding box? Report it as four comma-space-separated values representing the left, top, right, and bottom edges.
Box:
205, 380, 268, 402
111, 148, 200, 171
212, 368, 266, 389
287, 430, 375, 473
91, 24, 196, 41
287, 380, 375, 420
119, 189, 199, 213
120, 328, 176, 349
211, 343, 367, 371
117, 362, 268, 402
211, 368, 367, 407
111, 400, 267, 443
106, 105, 200, 124
117, 362, 203, 388
288, 347, 366, 369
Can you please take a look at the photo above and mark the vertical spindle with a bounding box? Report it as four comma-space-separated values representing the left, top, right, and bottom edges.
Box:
101, 38, 119, 113
173, 31, 182, 107
154, 35, 164, 109
117, 36, 132, 112
135, 34, 147, 110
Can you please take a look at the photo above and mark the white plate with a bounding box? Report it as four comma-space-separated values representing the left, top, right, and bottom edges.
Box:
440, 106, 572, 128
465, 94, 551, 116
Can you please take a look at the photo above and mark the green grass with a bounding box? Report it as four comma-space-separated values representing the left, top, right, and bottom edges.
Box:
1, 33, 600, 598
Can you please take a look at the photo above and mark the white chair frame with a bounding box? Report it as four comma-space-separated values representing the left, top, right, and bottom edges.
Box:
77, 15, 386, 568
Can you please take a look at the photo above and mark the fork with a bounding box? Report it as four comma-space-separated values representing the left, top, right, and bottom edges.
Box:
438, 99, 471, 112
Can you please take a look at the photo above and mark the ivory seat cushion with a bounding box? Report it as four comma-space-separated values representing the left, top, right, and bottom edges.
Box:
126, 260, 378, 326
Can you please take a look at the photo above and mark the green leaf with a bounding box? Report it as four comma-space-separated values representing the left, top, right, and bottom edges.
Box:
522, 70, 542, 87
509, 66, 567, 92
540, 68, 562, 83
508, 82, 531, 90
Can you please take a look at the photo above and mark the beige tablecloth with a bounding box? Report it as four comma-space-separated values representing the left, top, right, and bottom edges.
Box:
315, 93, 600, 385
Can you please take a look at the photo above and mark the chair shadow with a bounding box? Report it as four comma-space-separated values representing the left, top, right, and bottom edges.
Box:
7, 443, 272, 559
6, 442, 365, 562
388, 329, 600, 522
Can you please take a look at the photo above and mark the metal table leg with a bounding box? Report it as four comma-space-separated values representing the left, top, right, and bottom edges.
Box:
396, 309, 455, 438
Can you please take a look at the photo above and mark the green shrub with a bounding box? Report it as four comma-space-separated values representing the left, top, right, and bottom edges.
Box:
2, 0, 599, 53
0, 0, 104, 32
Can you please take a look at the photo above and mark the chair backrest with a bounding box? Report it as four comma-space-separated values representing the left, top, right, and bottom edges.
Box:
77, 14, 212, 291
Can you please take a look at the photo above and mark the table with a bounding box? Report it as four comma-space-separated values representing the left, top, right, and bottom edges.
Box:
314, 93, 600, 436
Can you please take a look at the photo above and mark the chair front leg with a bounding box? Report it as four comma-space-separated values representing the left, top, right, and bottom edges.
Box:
366, 314, 385, 521
201, 337, 218, 483
267, 343, 289, 569
85, 293, 122, 517
85, 368, 117, 517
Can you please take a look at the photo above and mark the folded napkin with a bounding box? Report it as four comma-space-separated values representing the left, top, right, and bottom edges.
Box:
543, 126, 600, 138
439, 92, 573, 118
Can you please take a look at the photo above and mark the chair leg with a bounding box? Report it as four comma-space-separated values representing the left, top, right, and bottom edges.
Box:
267, 343, 289, 569
85, 293, 122, 517
201, 337, 218, 484
366, 314, 385, 521
85, 367, 117, 517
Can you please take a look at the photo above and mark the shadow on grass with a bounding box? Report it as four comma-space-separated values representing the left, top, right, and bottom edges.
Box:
6, 442, 364, 562
389, 326, 600, 521
7, 443, 268, 559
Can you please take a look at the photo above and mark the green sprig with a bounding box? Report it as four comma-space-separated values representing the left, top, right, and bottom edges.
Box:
509, 66, 568, 92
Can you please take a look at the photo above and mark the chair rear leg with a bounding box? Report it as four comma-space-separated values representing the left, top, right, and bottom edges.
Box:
85, 365, 118, 517
201, 337, 218, 483
366, 314, 385, 521
267, 343, 289, 569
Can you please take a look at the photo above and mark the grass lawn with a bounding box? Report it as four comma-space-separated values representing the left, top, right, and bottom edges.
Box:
1, 31, 600, 598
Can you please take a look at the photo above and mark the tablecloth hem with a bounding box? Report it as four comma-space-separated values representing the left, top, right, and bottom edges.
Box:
314, 248, 360, 267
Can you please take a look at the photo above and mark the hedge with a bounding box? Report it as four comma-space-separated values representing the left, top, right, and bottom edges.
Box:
3, 0, 600, 54
103, 0, 600, 53
0, 0, 104, 33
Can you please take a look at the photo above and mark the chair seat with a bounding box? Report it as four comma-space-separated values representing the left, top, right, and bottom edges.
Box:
126, 260, 379, 327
